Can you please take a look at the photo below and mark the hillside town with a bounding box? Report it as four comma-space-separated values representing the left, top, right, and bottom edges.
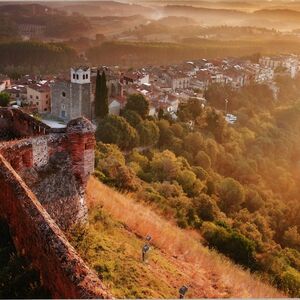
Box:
0, 54, 299, 126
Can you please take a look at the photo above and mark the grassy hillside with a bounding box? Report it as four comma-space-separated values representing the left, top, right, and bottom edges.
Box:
68, 176, 283, 298
93, 79, 300, 297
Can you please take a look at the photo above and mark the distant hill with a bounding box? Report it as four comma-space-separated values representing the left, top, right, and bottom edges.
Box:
156, 16, 196, 27
0, 3, 58, 17
161, 5, 300, 29
58, 1, 155, 17
164, 5, 247, 17
253, 8, 300, 20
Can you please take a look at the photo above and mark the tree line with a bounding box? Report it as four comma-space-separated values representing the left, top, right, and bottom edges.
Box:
0, 41, 78, 75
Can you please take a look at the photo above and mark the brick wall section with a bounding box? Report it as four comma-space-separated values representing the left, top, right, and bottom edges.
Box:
5, 108, 51, 137
67, 118, 96, 185
0, 130, 95, 231
0, 108, 65, 139
0, 113, 96, 230
0, 153, 111, 299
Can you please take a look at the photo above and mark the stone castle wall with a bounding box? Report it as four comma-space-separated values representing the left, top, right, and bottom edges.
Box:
0, 116, 96, 230
0, 108, 109, 298
0, 154, 110, 299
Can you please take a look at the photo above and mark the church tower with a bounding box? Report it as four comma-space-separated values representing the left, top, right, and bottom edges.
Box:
71, 67, 91, 85
50, 66, 93, 121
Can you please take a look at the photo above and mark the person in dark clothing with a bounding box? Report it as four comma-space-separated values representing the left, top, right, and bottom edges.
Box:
142, 244, 150, 262
179, 285, 188, 299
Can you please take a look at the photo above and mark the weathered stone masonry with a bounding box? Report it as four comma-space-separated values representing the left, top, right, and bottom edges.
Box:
0, 108, 111, 298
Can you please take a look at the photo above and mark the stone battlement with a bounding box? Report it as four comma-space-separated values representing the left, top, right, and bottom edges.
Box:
0, 108, 111, 298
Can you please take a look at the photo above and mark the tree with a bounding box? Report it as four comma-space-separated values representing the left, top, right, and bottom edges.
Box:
177, 170, 197, 194
158, 108, 164, 119
194, 194, 220, 221
157, 119, 173, 148
96, 115, 139, 150
100, 71, 109, 117
0, 92, 10, 107
194, 151, 211, 170
94, 70, 102, 117
121, 109, 142, 127
95, 70, 108, 118
178, 98, 204, 121
202, 222, 256, 268
94, 142, 140, 191
125, 94, 149, 119
205, 108, 227, 143
137, 120, 160, 146
218, 177, 245, 214
283, 226, 300, 251
150, 150, 181, 181
184, 132, 204, 156
204, 83, 234, 110
243, 189, 264, 213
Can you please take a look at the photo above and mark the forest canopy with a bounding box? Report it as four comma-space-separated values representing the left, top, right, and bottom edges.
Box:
95, 76, 300, 297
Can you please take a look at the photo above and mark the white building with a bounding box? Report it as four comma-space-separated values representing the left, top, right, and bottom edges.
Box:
0, 76, 11, 93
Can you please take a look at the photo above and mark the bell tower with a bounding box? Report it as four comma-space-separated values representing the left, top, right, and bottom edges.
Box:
70, 66, 91, 84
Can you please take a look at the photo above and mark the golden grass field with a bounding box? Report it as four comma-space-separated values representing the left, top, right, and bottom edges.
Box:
85, 176, 284, 298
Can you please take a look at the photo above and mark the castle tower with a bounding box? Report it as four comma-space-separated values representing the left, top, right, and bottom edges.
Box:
51, 66, 92, 121
66, 117, 96, 225
67, 117, 96, 186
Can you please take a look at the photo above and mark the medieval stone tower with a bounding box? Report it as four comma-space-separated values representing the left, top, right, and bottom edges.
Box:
51, 66, 93, 121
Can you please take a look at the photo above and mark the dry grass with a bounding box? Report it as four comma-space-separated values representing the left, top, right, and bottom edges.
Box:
87, 176, 285, 298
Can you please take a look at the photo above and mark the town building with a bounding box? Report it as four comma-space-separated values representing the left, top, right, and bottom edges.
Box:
165, 72, 190, 90
4, 85, 27, 105
0, 76, 11, 92
26, 83, 51, 112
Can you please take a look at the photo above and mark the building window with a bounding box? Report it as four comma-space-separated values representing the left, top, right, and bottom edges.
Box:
36, 102, 39, 106
46, 94, 48, 98
76, 74, 79, 80
73, 74, 75, 79
83, 74, 86, 80
36, 96, 39, 100
86, 74, 89, 80
30, 95, 33, 99
62, 92, 66, 97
